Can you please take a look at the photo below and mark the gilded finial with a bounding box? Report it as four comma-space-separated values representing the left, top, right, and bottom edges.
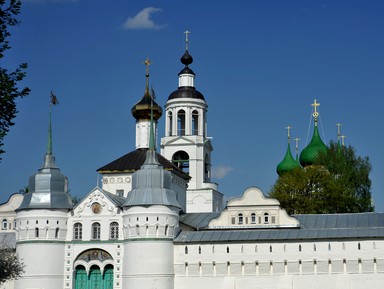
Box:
184, 30, 191, 51
143, 57, 152, 94
311, 99, 320, 124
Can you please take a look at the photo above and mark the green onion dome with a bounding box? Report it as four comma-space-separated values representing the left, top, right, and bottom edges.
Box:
299, 125, 328, 167
277, 143, 301, 176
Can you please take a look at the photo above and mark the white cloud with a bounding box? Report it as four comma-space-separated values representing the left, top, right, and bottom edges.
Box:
122, 7, 165, 30
211, 165, 234, 179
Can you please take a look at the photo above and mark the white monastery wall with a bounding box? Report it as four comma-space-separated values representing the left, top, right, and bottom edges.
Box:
174, 240, 384, 289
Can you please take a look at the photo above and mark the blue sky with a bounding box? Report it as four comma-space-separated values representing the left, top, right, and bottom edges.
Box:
1, 0, 384, 212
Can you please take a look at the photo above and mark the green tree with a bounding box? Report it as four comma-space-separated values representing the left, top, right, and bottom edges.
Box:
0, 0, 30, 161
269, 141, 374, 214
0, 238, 24, 285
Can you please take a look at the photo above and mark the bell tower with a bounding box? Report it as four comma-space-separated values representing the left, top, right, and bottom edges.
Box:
160, 31, 223, 213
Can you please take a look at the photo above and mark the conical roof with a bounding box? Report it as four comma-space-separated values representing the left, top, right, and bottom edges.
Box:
277, 143, 301, 175
299, 125, 328, 167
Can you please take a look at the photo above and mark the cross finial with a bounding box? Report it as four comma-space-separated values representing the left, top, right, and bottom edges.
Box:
286, 125, 292, 141
184, 30, 191, 51
294, 137, 300, 150
143, 57, 152, 93
341, 135, 346, 146
311, 99, 320, 122
336, 123, 342, 140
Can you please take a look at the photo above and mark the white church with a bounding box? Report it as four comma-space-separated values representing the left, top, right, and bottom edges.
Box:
1, 35, 384, 289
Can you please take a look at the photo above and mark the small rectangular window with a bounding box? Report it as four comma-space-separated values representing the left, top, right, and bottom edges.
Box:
116, 190, 124, 197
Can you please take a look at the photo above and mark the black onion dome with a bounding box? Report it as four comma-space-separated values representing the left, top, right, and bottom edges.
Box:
181, 50, 193, 66
168, 87, 205, 100
179, 66, 195, 76
131, 92, 163, 120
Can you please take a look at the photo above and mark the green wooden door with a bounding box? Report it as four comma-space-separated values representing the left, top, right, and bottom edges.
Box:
103, 266, 114, 289
74, 266, 87, 289
89, 267, 102, 289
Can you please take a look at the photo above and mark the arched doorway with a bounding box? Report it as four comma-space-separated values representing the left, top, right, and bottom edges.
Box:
74, 249, 114, 289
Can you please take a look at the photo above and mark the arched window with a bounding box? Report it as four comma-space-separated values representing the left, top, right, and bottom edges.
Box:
264, 212, 269, 224
92, 222, 101, 240
185, 246, 188, 254
110, 222, 119, 240
55, 228, 59, 238
168, 111, 173, 136
172, 151, 190, 173
2, 219, 7, 230
192, 110, 199, 135
35, 227, 39, 238
165, 225, 169, 236
250, 213, 256, 224
177, 109, 186, 136
238, 213, 244, 225
204, 154, 210, 181
74, 223, 83, 240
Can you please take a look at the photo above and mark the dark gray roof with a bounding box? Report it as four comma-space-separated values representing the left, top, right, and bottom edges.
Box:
180, 213, 221, 229
294, 213, 384, 229
175, 213, 384, 243
97, 148, 190, 181
0, 232, 16, 249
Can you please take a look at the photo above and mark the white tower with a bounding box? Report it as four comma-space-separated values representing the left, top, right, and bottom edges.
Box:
15, 99, 73, 289
122, 89, 180, 289
161, 31, 223, 213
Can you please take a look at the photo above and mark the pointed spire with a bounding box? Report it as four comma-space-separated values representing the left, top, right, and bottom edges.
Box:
44, 92, 59, 169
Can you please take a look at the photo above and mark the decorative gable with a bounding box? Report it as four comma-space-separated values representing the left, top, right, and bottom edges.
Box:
73, 187, 122, 218
208, 187, 299, 229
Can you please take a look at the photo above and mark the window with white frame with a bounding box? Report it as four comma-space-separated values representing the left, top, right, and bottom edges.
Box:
74, 222, 83, 240
92, 222, 101, 240
110, 222, 119, 239
2, 219, 7, 230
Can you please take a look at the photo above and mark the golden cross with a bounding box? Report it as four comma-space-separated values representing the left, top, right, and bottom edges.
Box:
144, 57, 152, 76
286, 125, 292, 141
311, 99, 320, 120
184, 30, 191, 51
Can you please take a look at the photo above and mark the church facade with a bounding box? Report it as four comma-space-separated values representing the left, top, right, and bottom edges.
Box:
1, 37, 384, 289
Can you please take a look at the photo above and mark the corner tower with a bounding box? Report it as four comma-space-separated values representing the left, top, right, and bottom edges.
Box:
160, 31, 223, 213
122, 92, 180, 289
15, 96, 73, 289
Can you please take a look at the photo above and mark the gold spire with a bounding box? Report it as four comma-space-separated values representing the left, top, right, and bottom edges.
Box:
143, 57, 152, 94
184, 30, 191, 51
311, 99, 320, 124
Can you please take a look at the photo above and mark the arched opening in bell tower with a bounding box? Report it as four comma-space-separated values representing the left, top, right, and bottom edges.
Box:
177, 109, 186, 135
172, 151, 189, 173
192, 110, 199, 135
